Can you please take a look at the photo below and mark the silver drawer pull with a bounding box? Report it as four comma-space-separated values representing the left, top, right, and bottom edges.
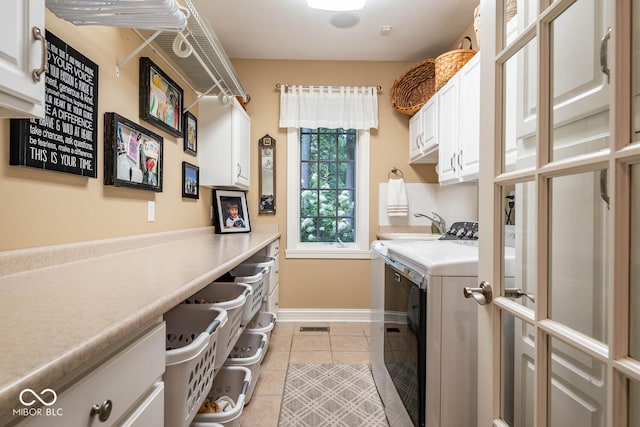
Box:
32, 27, 48, 82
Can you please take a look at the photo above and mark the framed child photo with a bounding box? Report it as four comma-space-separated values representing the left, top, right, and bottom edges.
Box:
212, 189, 251, 234
182, 161, 199, 199
104, 112, 163, 192
183, 110, 197, 155
139, 57, 184, 137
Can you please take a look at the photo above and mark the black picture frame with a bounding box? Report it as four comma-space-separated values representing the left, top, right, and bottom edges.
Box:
183, 110, 197, 155
104, 112, 163, 192
139, 57, 184, 137
212, 189, 251, 234
182, 161, 199, 199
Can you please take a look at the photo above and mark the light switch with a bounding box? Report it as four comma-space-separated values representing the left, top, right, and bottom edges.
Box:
148, 201, 155, 222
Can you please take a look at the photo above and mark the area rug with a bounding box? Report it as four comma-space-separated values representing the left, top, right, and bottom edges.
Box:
278, 364, 389, 427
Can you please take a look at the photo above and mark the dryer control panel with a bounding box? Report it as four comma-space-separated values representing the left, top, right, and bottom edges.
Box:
439, 221, 479, 240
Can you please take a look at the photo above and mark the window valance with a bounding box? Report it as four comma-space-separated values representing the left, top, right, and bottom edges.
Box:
279, 85, 379, 130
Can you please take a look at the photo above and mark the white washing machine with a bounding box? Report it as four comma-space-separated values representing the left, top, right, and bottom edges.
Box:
370, 222, 514, 427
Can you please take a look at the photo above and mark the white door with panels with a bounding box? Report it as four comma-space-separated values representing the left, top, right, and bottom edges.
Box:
473, 0, 640, 426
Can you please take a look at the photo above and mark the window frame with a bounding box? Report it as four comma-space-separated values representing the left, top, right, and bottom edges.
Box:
286, 127, 370, 259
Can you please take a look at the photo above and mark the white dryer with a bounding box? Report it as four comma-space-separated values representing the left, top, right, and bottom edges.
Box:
370, 222, 514, 427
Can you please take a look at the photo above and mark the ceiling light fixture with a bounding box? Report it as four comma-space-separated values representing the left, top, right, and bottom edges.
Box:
307, 0, 366, 11
330, 13, 360, 28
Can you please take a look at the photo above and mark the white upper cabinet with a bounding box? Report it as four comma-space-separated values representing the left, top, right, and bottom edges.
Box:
199, 96, 251, 189
0, 0, 46, 118
409, 95, 438, 164
513, 0, 611, 164
437, 53, 481, 185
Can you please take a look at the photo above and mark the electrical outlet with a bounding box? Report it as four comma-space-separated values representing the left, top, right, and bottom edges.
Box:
210, 205, 213, 220
148, 201, 155, 222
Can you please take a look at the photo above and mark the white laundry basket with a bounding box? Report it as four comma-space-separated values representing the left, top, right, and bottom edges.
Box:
190, 366, 252, 427
240, 254, 277, 293
223, 331, 267, 404
164, 305, 227, 427
182, 281, 251, 370
227, 264, 269, 326
245, 312, 277, 355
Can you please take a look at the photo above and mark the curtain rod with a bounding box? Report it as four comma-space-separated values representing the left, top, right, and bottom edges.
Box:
275, 83, 382, 92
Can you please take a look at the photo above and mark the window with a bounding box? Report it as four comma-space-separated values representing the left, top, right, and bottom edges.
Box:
286, 127, 370, 259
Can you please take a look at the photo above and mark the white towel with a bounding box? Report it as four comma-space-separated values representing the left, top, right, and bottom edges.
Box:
387, 178, 409, 216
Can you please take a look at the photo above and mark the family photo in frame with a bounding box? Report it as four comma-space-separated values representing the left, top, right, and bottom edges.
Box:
182, 161, 199, 199
139, 57, 184, 138
104, 112, 163, 192
212, 189, 251, 234
183, 111, 197, 155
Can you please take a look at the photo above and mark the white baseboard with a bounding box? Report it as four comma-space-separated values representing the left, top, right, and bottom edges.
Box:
276, 308, 372, 323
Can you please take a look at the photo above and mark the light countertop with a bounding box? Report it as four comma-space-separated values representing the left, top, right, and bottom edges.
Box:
0, 226, 280, 424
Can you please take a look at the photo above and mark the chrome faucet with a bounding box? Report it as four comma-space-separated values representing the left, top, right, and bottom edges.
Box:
414, 212, 447, 234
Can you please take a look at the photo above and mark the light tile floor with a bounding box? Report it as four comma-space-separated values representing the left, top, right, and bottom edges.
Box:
239, 322, 373, 427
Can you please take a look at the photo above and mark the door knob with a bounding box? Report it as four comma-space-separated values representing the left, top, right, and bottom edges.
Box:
464, 281, 493, 305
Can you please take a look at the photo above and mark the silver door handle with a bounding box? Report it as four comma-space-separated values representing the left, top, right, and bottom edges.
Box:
464, 281, 493, 305
505, 288, 535, 303
600, 27, 611, 84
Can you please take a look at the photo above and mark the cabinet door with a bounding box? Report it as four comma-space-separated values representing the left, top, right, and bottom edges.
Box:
232, 101, 250, 189
413, 97, 439, 164
17, 323, 165, 427
517, 0, 611, 160
409, 109, 424, 161
437, 76, 460, 185
119, 382, 164, 427
421, 97, 438, 154
0, 0, 45, 118
458, 54, 481, 181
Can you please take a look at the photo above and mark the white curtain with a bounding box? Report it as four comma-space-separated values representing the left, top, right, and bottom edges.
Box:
279, 85, 378, 130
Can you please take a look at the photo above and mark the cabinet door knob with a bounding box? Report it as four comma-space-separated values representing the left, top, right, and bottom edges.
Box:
458, 149, 463, 169
90, 399, 113, 422
32, 27, 48, 83
237, 163, 241, 178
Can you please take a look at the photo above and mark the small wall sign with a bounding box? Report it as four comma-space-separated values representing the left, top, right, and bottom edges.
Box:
10, 31, 99, 177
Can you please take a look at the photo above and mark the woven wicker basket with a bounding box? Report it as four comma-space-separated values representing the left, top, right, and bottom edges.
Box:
435, 36, 477, 90
506, 0, 517, 21
389, 58, 436, 116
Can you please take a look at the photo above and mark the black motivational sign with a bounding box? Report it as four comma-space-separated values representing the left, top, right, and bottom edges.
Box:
10, 31, 99, 177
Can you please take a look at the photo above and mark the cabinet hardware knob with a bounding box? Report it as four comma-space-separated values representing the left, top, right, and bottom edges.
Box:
32, 27, 48, 83
90, 399, 113, 422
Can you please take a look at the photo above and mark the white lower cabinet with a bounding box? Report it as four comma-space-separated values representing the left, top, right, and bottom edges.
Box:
261, 239, 279, 315
119, 382, 164, 427
264, 282, 280, 314
17, 322, 165, 427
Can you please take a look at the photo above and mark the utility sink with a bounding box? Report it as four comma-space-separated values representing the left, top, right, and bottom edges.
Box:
376, 232, 442, 241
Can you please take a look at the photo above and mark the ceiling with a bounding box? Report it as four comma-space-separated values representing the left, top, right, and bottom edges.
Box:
190, 0, 479, 62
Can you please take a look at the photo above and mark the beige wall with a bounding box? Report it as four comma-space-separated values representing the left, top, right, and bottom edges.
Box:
234, 59, 438, 309
0, 12, 212, 251
0, 13, 457, 311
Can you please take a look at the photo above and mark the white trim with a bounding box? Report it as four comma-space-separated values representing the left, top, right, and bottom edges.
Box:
285, 248, 371, 259
276, 308, 373, 323
286, 128, 370, 258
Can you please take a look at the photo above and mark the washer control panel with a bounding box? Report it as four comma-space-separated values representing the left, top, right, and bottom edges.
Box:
439, 221, 479, 240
